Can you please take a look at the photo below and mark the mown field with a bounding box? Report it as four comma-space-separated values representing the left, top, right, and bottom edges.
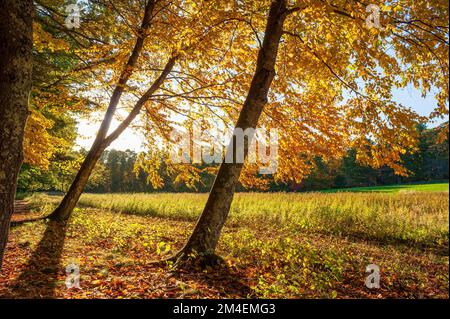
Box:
1, 187, 448, 299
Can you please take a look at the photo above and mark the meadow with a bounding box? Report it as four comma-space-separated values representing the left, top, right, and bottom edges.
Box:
1, 186, 448, 299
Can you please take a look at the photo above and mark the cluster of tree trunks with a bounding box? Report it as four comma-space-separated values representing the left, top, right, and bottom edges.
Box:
0, 0, 294, 269
2, 0, 447, 273
50, 0, 292, 267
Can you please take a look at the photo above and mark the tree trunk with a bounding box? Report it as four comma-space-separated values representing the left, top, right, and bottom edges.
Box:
0, 0, 33, 269
48, 143, 106, 221
173, 0, 289, 266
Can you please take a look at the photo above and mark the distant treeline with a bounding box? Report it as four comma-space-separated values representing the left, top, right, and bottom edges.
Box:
17, 124, 448, 193
287, 124, 448, 191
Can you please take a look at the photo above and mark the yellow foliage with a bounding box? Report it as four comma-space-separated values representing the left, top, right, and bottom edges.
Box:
32, 0, 449, 187
23, 109, 55, 169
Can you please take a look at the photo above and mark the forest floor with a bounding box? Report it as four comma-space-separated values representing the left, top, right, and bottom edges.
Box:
0, 191, 448, 299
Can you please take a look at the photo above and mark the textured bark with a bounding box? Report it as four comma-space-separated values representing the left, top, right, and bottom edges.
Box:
49, 0, 160, 221
0, 0, 34, 269
174, 0, 289, 265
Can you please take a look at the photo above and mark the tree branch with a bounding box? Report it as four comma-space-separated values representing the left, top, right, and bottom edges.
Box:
103, 55, 177, 146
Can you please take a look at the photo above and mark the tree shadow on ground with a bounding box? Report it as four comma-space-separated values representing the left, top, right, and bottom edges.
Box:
6, 221, 68, 298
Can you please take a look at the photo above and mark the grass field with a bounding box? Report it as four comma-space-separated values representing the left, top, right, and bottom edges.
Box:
1, 186, 448, 299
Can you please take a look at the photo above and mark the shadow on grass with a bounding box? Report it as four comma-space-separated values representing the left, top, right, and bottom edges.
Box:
6, 221, 68, 298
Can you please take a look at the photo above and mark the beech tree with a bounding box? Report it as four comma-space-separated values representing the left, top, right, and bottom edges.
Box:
48, 0, 177, 220
159, 0, 449, 266
0, 0, 34, 269
166, 0, 296, 266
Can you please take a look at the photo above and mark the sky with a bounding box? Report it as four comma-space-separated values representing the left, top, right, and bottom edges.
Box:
76, 85, 449, 152
76, 115, 145, 152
